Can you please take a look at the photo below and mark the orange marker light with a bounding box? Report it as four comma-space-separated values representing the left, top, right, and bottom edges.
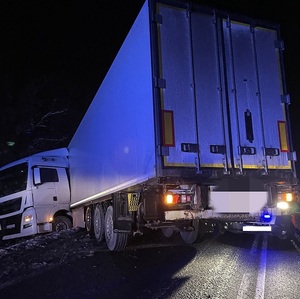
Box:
166, 194, 174, 204
285, 193, 293, 202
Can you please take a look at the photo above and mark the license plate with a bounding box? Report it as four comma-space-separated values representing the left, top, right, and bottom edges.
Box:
243, 226, 272, 232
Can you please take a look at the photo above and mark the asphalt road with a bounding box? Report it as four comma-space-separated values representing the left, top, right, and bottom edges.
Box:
0, 229, 299, 299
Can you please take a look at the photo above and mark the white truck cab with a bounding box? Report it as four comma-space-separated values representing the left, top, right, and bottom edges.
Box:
0, 148, 71, 240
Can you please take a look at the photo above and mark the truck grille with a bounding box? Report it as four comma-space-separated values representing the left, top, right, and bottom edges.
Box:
0, 197, 22, 216
0, 213, 22, 236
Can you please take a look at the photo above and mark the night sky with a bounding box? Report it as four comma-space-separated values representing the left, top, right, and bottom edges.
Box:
0, 0, 299, 170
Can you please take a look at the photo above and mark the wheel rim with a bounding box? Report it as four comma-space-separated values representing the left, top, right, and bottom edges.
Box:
94, 208, 100, 235
56, 222, 67, 232
218, 223, 226, 235
86, 207, 93, 232
180, 220, 200, 244
94, 205, 104, 241
104, 205, 128, 251
162, 227, 174, 238
105, 210, 114, 243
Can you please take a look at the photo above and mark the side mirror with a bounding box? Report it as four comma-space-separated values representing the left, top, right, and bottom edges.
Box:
33, 168, 42, 185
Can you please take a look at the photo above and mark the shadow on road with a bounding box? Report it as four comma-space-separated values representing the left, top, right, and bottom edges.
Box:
0, 229, 198, 299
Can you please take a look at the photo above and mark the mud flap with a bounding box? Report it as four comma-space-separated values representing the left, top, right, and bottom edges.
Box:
274, 215, 295, 239
113, 220, 132, 234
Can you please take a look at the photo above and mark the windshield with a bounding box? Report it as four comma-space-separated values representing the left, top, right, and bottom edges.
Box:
0, 162, 28, 197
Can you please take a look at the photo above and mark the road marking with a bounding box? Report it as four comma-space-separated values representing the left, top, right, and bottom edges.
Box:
255, 234, 267, 299
291, 232, 300, 254
291, 240, 300, 253
237, 234, 261, 299
237, 273, 251, 299
295, 232, 300, 243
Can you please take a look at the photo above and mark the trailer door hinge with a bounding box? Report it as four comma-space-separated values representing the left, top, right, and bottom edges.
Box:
274, 39, 284, 51
153, 13, 162, 24
287, 151, 297, 162
226, 16, 231, 28
159, 146, 169, 156
186, 5, 191, 18
154, 77, 166, 89
281, 94, 290, 104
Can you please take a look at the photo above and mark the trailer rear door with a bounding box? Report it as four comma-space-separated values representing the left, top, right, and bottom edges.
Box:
155, 3, 291, 172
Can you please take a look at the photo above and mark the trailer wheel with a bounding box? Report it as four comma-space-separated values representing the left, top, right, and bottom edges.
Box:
52, 216, 72, 232
180, 220, 201, 244
218, 222, 227, 235
93, 204, 104, 242
161, 227, 174, 238
85, 206, 94, 234
104, 206, 128, 251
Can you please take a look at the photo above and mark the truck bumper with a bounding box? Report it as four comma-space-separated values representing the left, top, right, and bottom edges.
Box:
0, 207, 38, 240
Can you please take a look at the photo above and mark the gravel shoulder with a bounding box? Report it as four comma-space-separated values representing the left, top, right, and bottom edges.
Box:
0, 228, 103, 289
0, 227, 184, 290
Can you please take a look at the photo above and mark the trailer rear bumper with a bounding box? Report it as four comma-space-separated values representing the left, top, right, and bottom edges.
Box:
165, 210, 294, 239
164, 209, 257, 221
218, 214, 295, 239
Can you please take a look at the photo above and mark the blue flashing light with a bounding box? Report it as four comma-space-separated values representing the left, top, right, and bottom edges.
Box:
260, 211, 272, 223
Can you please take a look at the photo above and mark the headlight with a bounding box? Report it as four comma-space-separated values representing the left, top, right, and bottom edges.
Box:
277, 201, 289, 210
24, 214, 33, 222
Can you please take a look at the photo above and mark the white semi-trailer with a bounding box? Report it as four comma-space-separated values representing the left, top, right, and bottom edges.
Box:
0, 0, 298, 250
68, 0, 298, 250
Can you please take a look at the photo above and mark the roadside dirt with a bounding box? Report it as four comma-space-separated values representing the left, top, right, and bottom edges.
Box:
0, 228, 105, 289
0, 227, 181, 290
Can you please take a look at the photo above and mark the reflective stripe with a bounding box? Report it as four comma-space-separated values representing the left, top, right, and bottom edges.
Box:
278, 121, 289, 152
162, 110, 175, 146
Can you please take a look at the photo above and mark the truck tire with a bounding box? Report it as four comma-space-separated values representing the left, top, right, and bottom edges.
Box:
104, 206, 128, 251
93, 204, 104, 242
276, 215, 296, 240
180, 219, 201, 244
161, 227, 174, 238
52, 216, 72, 232
218, 222, 227, 235
85, 206, 94, 234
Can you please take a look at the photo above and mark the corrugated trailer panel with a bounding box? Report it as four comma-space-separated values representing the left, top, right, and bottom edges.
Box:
223, 20, 290, 170
192, 12, 229, 169
157, 4, 200, 168
69, 3, 155, 205
156, 0, 291, 173
156, 4, 228, 169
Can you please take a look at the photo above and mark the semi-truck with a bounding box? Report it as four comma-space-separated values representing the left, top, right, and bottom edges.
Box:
0, 148, 72, 240
0, 0, 299, 250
